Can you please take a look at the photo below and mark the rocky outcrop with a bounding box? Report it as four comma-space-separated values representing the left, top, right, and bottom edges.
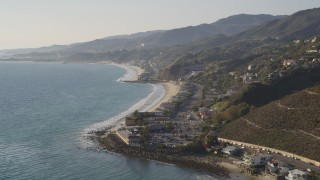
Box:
96, 133, 229, 176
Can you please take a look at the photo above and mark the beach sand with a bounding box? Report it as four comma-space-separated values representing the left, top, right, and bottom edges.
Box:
126, 65, 144, 81
147, 82, 180, 112
218, 162, 276, 180
97, 61, 144, 81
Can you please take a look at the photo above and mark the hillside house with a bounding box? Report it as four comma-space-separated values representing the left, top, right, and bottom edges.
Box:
283, 59, 297, 69
242, 73, 255, 84
199, 107, 212, 120
306, 49, 318, 53
266, 160, 292, 175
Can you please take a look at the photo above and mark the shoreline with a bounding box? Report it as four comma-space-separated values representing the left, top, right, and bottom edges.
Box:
83, 62, 178, 132
87, 62, 249, 179
97, 133, 230, 178
147, 82, 180, 112
2, 60, 255, 179
97, 61, 144, 81
88, 63, 245, 179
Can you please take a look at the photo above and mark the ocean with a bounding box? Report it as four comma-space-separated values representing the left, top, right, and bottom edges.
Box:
0, 61, 216, 180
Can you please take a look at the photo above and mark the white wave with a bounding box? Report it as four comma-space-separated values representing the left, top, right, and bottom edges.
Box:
80, 82, 165, 149
108, 63, 137, 82
140, 83, 165, 112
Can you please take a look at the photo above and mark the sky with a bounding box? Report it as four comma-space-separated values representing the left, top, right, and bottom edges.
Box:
0, 0, 319, 49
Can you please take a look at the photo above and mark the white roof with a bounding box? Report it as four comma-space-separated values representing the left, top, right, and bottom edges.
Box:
289, 169, 307, 175
223, 146, 237, 152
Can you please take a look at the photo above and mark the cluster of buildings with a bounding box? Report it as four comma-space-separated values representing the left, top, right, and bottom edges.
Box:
116, 111, 171, 147
116, 127, 143, 147
125, 111, 170, 130
219, 145, 310, 179
138, 72, 152, 81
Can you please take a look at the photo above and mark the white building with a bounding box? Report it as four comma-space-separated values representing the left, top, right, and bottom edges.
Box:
283, 59, 297, 68
243, 154, 273, 166
222, 146, 238, 156
285, 169, 308, 180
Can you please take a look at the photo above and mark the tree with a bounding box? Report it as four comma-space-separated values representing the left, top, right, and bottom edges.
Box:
140, 126, 150, 142
133, 110, 139, 118
206, 135, 219, 146
183, 139, 206, 154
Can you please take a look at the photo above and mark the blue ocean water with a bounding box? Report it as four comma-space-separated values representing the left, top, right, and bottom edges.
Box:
0, 62, 215, 180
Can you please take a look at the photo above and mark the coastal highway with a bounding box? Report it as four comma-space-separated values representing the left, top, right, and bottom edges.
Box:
219, 138, 320, 173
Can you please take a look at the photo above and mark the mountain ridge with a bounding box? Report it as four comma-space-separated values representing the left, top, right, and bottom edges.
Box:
0, 13, 285, 55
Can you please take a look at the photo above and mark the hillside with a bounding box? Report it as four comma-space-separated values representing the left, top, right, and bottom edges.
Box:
219, 84, 320, 161
237, 7, 320, 40
146, 14, 284, 47
56, 14, 284, 53
160, 8, 320, 80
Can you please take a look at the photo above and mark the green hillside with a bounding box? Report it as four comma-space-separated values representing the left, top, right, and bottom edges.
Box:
219, 84, 320, 161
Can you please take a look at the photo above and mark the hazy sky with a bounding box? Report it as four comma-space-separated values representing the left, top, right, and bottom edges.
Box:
0, 0, 319, 49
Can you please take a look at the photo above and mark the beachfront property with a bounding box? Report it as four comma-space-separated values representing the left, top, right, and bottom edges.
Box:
138, 72, 151, 81
242, 153, 273, 166
125, 116, 137, 126
285, 169, 308, 180
125, 111, 170, 126
116, 129, 142, 147
222, 145, 239, 156
265, 160, 292, 176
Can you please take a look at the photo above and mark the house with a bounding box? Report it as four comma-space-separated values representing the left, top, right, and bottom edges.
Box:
199, 107, 212, 120
125, 116, 137, 126
116, 129, 142, 147
266, 73, 279, 81
158, 102, 176, 112
283, 59, 297, 68
243, 153, 273, 167
266, 160, 293, 175
222, 146, 239, 156
266, 160, 280, 173
242, 73, 255, 83
306, 49, 318, 53
293, 40, 301, 44
285, 169, 308, 180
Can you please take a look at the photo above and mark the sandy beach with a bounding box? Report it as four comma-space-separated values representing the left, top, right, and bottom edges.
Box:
126, 64, 144, 80
218, 162, 276, 180
97, 61, 144, 81
147, 82, 180, 112
106, 62, 181, 113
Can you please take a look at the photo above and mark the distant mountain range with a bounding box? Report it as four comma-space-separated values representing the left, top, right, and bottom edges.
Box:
0, 14, 285, 55
236, 8, 320, 40
1, 7, 320, 72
